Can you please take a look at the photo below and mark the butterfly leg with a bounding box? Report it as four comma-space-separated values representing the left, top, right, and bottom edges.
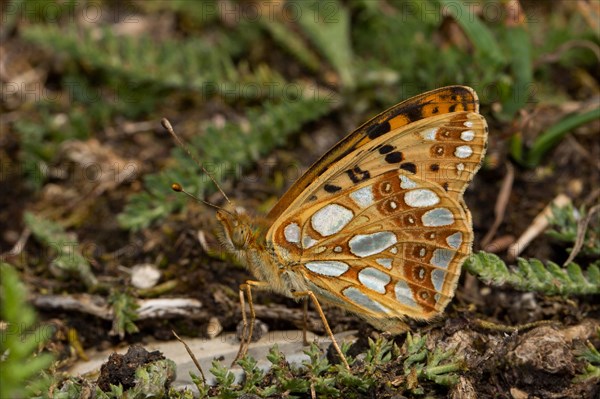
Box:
302, 298, 309, 346
292, 291, 350, 370
232, 280, 268, 366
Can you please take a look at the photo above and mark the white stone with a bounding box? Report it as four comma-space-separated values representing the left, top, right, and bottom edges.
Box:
131, 264, 161, 289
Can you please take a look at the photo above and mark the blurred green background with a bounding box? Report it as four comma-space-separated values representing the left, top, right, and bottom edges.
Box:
2, 0, 596, 231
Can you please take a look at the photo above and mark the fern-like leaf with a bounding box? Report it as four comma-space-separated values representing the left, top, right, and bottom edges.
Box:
465, 252, 600, 295
24, 212, 97, 288
119, 94, 338, 230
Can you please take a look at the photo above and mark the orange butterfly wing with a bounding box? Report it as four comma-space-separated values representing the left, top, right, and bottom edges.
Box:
267, 86, 481, 221
263, 90, 487, 331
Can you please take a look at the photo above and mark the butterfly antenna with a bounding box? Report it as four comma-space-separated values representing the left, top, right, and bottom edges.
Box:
161, 118, 232, 206
171, 183, 233, 216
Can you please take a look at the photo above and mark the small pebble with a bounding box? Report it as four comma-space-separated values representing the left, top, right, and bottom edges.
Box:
131, 264, 161, 289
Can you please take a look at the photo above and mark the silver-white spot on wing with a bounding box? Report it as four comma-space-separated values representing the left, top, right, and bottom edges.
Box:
342, 287, 391, 314
395, 280, 418, 307
358, 267, 390, 294
349, 232, 397, 257
431, 269, 445, 292
422, 208, 454, 226
456, 163, 465, 172
311, 203, 353, 237
404, 189, 440, 208
464, 120, 474, 128
399, 175, 418, 189
284, 223, 300, 244
349, 186, 374, 208
446, 232, 462, 249
303, 235, 318, 249
454, 145, 473, 159
431, 248, 455, 269
460, 130, 475, 141
422, 127, 438, 141
376, 258, 393, 269
305, 261, 349, 277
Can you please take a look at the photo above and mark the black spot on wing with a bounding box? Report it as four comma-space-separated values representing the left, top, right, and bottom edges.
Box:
449, 104, 457, 112
324, 184, 341, 193
430, 164, 440, 171
400, 163, 417, 174
346, 166, 371, 183
404, 104, 424, 122
378, 144, 394, 154
442, 182, 449, 191
385, 151, 404, 164
367, 121, 391, 139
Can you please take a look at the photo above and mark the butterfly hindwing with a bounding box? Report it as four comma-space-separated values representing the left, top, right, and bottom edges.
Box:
269, 167, 473, 330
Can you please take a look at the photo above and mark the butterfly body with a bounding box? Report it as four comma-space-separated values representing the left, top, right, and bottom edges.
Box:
217, 210, 307, 297
216, 86, 488, 342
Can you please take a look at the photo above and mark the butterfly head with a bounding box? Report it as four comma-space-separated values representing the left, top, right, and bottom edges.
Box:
216, 209, 253, 251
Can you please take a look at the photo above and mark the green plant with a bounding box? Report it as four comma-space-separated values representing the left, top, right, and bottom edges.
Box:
574, 341, 600, 383
24, 212, 97, 288
108, 291, 140, 339
547, 203, 600, 258
118, 94, 338, 230
511, 108, 600, 168
199, 335, 461, 397
465, 251, 600, 295
0, 263, 54, 399
401, 333, 462, 394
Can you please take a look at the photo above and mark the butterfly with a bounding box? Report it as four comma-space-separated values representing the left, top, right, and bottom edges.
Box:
172, 86, 488, 369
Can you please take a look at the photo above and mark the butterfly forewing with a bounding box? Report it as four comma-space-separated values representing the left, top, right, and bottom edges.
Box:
267, 86, 480, 221
304, 112, 487, 205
